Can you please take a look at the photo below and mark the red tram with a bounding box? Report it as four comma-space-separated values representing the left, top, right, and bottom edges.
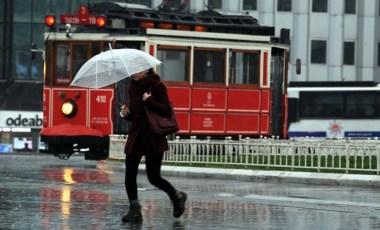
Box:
39, 2, 290, 160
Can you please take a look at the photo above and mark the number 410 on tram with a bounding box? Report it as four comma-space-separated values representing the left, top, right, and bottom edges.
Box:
39, 2, 291, 160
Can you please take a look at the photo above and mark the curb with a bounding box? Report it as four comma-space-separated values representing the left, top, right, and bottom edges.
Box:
98, 159, 380, 188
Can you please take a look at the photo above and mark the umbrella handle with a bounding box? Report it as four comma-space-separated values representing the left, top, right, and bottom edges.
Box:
116, 81, 127, 109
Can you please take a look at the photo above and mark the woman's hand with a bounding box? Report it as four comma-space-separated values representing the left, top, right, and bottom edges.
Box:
143, 92, 151, 101
120, 105, 130, 117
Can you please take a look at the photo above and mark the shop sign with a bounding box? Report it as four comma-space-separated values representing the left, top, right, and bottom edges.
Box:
0, 111, 43, 128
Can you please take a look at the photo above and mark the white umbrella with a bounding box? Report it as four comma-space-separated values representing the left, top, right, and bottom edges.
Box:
70, 48, 162, 89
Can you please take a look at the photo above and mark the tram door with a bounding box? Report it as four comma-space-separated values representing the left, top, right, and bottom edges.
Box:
270, 48, 286, 137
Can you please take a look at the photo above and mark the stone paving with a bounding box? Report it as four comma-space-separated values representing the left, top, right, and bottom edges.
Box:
1, 153, 380, 230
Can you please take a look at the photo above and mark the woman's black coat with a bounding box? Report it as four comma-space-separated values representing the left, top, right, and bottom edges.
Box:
123, 73, 171, 155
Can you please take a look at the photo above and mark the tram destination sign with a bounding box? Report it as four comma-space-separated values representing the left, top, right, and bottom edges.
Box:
60, 6, 97, 25
61, 15, 96, 25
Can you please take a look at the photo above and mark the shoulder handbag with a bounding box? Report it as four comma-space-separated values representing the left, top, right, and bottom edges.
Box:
144, 102, 179, 136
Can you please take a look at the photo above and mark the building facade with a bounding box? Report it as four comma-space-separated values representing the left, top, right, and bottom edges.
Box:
0, 0, 379, 151
199, 0, 380, 83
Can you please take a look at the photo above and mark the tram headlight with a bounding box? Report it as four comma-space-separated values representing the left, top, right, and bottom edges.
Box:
62, 99, 78, 118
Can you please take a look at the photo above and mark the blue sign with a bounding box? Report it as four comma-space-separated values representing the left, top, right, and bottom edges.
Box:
0, 144, 12, 153
345, 132, 380, 138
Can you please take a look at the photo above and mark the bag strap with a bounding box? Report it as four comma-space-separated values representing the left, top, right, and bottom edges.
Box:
146, 82, 173, 111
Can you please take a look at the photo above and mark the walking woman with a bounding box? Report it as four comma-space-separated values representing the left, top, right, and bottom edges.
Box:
120, 68, 187, 222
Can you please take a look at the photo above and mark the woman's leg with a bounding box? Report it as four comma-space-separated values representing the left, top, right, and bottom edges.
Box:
145, 152, 176, 196
125, 153, 143, 202
145, 152, 187, 218
123, 153, 143, 222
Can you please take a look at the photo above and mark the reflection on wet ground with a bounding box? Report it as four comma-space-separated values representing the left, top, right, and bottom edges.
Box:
1, 153, 380, 229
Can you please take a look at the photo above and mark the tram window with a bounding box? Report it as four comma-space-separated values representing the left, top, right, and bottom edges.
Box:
92, 42, 101, 56
55, 44, 71, 84
193, 49, 225, 83
300, 92, 343, 118
72, 45, 88, 78
229, 51, 259, 85
156, 48, 189, 82
346, 92, 375, 118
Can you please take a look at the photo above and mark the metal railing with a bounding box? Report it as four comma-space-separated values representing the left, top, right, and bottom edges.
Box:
109, 135, 380, 174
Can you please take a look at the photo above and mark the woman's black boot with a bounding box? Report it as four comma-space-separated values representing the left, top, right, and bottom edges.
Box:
171, 191, 187, 218
122, 203, 143, 222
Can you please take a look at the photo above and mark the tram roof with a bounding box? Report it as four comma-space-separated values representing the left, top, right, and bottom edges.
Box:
86, 2, 275, 36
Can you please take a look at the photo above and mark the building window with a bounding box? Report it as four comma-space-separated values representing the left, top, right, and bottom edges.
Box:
311, 40, 327, 64
0, 0, 3, 78
312, 0, 328, 12
277, 0, 292, 12
11, 0, 49, 80
243, 0, 257, 11
345, 0, 356, 14
0, 47, 3, 79
50, 0, 70, 17
377, 43, 380, 66
343, 41, 355, 65
13, 23, 32, 79
0, 0, 3, 21
208, 0, 222, 9
0, 23, 2, 79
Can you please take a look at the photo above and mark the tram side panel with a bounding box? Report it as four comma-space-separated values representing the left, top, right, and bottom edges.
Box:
226, 88, 270, 135
168, 86, 272, 136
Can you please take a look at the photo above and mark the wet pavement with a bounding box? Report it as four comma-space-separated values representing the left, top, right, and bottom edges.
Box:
1, 153, 380, 230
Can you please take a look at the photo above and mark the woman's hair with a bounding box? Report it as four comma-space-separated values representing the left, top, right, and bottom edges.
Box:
147, 68, 156, 75
147, 68, 161, 80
